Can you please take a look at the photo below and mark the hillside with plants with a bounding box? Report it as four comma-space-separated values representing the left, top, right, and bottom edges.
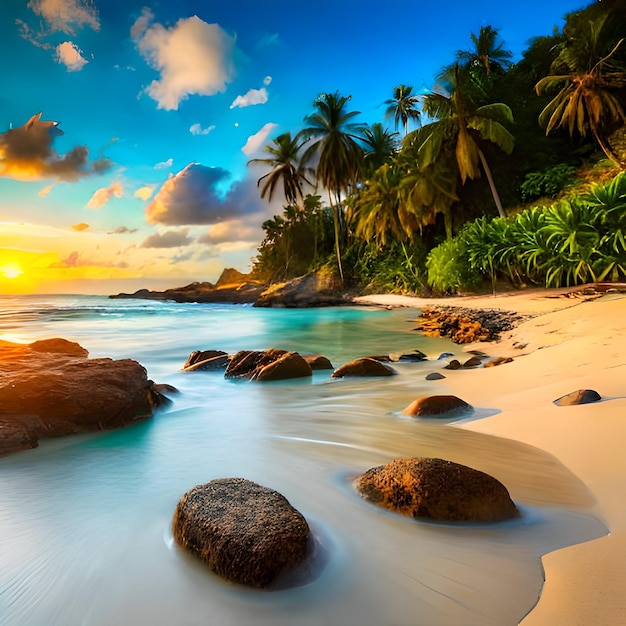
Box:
249, 0, 626, 295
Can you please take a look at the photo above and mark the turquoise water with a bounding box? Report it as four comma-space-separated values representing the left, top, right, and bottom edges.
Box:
0, 296, 606, 626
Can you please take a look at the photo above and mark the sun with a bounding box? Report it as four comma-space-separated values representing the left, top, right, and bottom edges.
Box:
1, 263, 23, 279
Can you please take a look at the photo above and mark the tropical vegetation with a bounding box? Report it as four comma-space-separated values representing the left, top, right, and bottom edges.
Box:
248, 0, 626, 295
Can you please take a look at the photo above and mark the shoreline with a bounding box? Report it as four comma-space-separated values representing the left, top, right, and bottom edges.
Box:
356, 287, 626, 625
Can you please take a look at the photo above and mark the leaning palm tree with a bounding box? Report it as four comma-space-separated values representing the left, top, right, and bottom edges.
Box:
300, 91, 364, 282
384, 85, 421, 136
409, 64, 514, 218
359, 122, 400, 175
247, 132, 313, 206
535, 15, 626, 168
456, 25, 513, 77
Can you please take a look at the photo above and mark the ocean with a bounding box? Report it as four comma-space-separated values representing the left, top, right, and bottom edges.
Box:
0, 295, 606, 626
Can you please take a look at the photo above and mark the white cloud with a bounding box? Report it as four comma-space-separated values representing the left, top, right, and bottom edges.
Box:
230, 87, 268, 109
154, 158, 173, 170
241, 122, 277, 156
38, 184, 54, 197
263, 76, 272, 86
55, 41, 88, 71
134, 14, 236, 111
198, 220, 261, 245
26, 0, 100, 36
86, 181, 123, 209
130, 7, 153, 40
134, 185, 155, 200
190, 123, 216, 136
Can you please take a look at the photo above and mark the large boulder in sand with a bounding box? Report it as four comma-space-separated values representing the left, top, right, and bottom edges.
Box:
355, 457, 519, 522
225, 349, 312, 382
172, 478, 310, 588
0, 338, 168, 456
331, 357, 397, 378
401, 395, 473, 417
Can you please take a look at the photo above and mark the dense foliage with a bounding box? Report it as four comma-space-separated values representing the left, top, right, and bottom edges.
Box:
248, 0, 625, 294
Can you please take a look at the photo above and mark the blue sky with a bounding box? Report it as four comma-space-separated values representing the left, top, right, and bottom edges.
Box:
0, 0, 588, 294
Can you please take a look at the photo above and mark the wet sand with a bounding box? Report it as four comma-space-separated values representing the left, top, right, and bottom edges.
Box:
355, 288, 626, 625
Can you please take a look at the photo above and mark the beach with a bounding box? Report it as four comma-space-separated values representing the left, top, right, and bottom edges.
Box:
355, 288, 626, 625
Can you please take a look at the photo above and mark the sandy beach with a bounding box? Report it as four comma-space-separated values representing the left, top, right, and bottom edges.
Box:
355, 288, 626, 625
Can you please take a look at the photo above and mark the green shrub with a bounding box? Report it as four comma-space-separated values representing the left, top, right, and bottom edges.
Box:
426, 238, 482, 294
520, 164, 578, 202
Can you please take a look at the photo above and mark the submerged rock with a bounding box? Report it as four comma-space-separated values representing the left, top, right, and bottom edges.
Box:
401, 395, 472, 417
355, 457, 519, 522
224, 349, 312, 382
553, 389, 602, 406
303, 354, 334, 370
425, 372, 446, 381
172, 478, 310, 588
0, 338, 165, 456
331, 357, 397, 378
183, 350, 230, 371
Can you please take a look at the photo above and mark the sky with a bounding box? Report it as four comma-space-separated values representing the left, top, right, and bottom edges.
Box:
0, 0, 589, 295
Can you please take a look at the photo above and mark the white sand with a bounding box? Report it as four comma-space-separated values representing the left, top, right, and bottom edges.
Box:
355, 289, 626, 625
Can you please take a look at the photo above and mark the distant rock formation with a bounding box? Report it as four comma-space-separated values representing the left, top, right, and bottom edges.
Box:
172, 478, 311, 588
255, 272, 349, 308
0, 338, 170, 457
110, 269, 265, 304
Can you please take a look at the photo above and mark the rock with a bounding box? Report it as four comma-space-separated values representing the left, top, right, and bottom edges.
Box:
368, 354, 393, 362
401, 395, 472, 417
0, 418, 38, 456
438, 352, 455, 360
355, 457, 519, 522
331, 357, 397, 378
397, 350, 428, 362
172, 478, 310, 588
30, 338, 89, 357
484, 356, 513, 368
444, 359, 462, 370
224, 349, 312, 382
425, 372, 446, 381
462, 356, 482, 368
553, 389, 602, 406
303, 354, 334, 370
0, 338, 163, 456
254, 272, 347, 308
183, 350, 230, 371
415, 307, 529, 344
253, 351, 312, 382
215, 267, 250, 288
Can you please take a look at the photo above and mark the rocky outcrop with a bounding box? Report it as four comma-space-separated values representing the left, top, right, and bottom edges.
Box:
401, 395, 473, 417
172, 478, 310, 588
331, 357, 398, 378
553, 389, 602, 406
415, 307, 529, 343
224, 349, 312, 382
484, 356, 513, 368
254, 272, 348, 308
0, 338, 169, 456
355, 457, 519, 522
110, 269, 266, 304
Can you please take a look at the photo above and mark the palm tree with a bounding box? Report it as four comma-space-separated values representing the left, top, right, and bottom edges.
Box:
535, 15, 626, 167
347, 163, 417, 246
456, 25, 513, 77
247, 132, 313, 206
359, 122, 399, 175
410, 64, 515, 218
300, 91, 364, 281
384, 84, 421, 136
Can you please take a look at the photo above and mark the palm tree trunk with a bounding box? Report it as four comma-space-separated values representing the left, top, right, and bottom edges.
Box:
329, 191, 344, 283
477, 148, 506, 218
